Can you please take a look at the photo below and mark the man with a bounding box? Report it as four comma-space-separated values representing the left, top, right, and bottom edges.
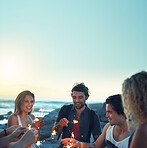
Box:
61, 94, 131, 148
53, 83, 101, 147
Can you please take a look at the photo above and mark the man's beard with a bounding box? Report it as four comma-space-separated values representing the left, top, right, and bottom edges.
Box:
74, 103, 85, 109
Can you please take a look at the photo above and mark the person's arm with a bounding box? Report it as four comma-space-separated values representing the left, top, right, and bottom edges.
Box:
92, 111, 102, 141
9, 128, 38, 148
0, 127, 27, 148
130, 124, 147, 148
93, 123, 109, 148
52, 105, 70, 135
0, 125, 19, 138
8, 114, 18, 127
0, 133, 14, 148
61, 123, 109, 148
52, 118, 69, 135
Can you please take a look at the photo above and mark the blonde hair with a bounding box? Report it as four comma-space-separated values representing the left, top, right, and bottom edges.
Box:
122, 71, 147, 130
14, 90, 35, 115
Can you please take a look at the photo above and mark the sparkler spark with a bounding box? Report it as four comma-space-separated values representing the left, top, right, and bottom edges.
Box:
51, 130, 57, 136
71, 132, 74, 139
34, 118, 40, 129
28, 124, 31, 130
63, 131, 75, 147
34, 118, 39, 122
51, 130, 57, 139
63, 144, 73, 148
73, 120, 78, 124
36, 141, 41, 146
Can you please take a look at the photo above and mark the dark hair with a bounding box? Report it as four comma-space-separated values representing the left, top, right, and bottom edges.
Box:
106, 94, 124, 115
71, 83, 90, 97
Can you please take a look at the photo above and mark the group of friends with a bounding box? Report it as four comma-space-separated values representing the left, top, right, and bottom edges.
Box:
0, 70, 147, 148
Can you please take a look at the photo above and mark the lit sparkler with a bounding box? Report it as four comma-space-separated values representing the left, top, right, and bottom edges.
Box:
71, 132, 74, 139
51, 130, 57, 136
34, 118, 39, 122
73, 120, 78, 124
63, 143, 73, 148
28, 124, 31, 130
36, 141, 41, 147
63, 132, 75, 148
28, 124, 42, 148
51, 130, 57, 139
34, 118, 40, 130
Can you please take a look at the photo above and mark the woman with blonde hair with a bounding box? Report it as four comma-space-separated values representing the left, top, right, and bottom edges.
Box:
8, 90, 36, 127
8, 90, 44, 147
122, 71, 147, 148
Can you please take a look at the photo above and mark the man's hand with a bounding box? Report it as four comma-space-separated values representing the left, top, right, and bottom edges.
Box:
61, 138, 80, 148
59, 118, 69, 127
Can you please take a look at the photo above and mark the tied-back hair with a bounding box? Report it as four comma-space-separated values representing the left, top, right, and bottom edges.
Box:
122, 71, 147, 129
106, 94, 125, 115
71, 83, 90, 97
14, 90, 35, 115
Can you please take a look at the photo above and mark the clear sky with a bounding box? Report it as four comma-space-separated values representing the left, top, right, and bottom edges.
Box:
0, 0, 147, 102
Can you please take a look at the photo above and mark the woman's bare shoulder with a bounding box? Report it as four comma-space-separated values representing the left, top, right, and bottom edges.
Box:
8, 114, 17, 120
8, 114, 18, 127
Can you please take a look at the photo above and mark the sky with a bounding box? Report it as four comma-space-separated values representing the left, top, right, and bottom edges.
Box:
0, 0, 147, 102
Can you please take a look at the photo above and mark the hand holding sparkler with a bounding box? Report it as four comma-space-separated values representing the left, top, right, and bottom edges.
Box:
59, 118, 69, 127
33, 118, 45, 130
20, 128, 38, 148
61, 138, 81, 148
10, 127, 38, 148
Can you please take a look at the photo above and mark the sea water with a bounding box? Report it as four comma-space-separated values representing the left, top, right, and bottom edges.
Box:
0, 99, 71, 124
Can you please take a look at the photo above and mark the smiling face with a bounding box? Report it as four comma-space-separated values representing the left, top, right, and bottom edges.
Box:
106, 104, 122, 125
71, 91, 88, 109
21, 95, 34, 114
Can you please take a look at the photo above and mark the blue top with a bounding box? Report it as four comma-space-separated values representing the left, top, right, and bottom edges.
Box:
57, 104, 102, 142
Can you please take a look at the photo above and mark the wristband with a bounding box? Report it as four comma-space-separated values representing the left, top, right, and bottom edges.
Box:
4, 129, 7, 136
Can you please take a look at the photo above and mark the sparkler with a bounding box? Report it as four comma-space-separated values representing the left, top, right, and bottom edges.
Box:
28, 124, 31, 130
51, 130, 57, 136
34, 118, 39, 122
71, 132, 74, 139
51, 130, 57, 139
27, 123, 42, 148
63, 143, 73, 148
63, 131, 75, 148
36, 141, 42, 147
73, 120, 78, 124
63, 119, 78, 148
34, 118, 40, 130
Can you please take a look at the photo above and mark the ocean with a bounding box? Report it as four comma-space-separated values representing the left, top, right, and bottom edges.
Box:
0, 99, 71, 124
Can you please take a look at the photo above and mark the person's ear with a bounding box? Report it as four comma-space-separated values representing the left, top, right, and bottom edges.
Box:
86, 96, 89, 100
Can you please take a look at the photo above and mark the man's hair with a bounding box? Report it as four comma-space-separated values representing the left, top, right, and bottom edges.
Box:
106, 94, 124, 115
71, 83, 90, 97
